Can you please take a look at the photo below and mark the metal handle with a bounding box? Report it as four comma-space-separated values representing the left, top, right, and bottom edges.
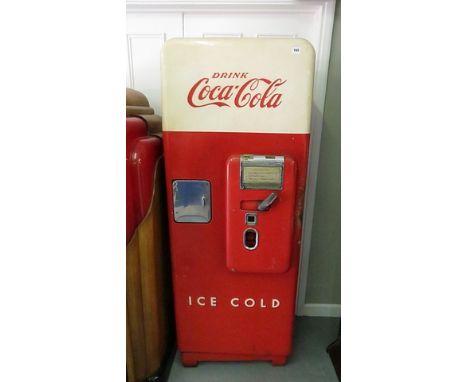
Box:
257, 192, 278, 211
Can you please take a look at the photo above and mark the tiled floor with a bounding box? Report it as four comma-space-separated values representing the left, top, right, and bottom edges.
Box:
168, 317, 340, 382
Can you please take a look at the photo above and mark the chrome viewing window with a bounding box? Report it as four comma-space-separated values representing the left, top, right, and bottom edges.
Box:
172, 180, 211, 223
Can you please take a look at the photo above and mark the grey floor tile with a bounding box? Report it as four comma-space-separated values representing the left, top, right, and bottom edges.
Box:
168, 317, 340, 382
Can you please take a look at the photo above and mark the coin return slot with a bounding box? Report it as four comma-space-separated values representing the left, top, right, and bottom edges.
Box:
244, 228, 258, 250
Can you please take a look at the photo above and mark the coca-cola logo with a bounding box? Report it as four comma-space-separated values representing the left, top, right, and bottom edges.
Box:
187, 72, 286, 109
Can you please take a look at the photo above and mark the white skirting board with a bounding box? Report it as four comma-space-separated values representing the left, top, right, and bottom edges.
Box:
299, 303, 341, 317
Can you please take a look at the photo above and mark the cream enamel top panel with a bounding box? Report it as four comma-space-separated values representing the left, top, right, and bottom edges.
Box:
161, 38, 315, 134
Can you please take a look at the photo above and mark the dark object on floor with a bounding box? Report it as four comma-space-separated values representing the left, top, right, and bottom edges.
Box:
146, 344, 177, 382
326, 325, 341, 381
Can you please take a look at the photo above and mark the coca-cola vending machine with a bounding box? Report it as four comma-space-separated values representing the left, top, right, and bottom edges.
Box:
161, 38, 314, 366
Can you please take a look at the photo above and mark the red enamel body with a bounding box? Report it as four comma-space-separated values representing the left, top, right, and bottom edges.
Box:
163, 131, 310, 364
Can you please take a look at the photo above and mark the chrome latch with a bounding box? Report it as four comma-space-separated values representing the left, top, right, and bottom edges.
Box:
257, 192, 278, 211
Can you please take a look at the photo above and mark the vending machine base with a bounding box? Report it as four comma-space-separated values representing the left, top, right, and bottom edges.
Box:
180, 352, 287, 367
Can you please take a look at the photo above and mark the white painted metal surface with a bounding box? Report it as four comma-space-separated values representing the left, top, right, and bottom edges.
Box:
162, 38, 314, 134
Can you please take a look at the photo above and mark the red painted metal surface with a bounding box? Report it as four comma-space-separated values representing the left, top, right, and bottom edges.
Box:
163, 131, 310, 365
226, 155, 297, 273
131, 136, 161, 221
126, 117, 162, 243
126, 118, 146, 243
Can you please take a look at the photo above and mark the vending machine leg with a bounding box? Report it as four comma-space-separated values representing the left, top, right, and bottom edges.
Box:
181, 353, 199, 367
271, 356, 287, 366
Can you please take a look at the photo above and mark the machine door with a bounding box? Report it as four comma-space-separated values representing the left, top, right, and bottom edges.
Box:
226, 155, 297, 273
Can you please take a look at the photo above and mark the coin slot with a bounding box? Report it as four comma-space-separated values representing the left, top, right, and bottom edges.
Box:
245, 213, 257, 226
